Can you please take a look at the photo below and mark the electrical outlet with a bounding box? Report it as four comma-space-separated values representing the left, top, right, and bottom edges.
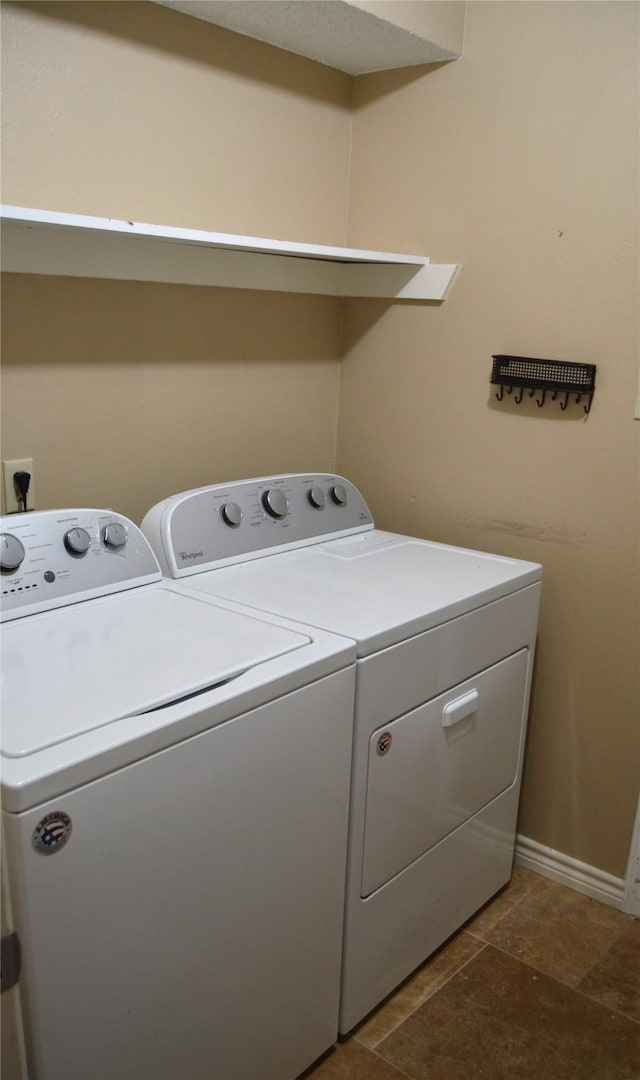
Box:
3, 459, 35, 514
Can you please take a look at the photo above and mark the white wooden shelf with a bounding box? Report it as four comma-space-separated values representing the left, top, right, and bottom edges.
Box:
0, 206, 460, 301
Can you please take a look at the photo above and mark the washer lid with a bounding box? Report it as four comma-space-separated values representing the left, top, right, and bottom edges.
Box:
1, 584, 310, 758
187, 531, 542, 655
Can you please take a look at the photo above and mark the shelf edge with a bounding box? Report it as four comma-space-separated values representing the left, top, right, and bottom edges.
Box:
1, 205, 460, 300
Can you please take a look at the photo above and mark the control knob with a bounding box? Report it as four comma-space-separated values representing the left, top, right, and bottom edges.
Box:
308, 487, 326, 509
221, 502, 242, 528
261, 488, 289, 519
103, 522, 128, 549
0, 533, 25, 572
330, 483, 348, 506
64, 527, 91, 556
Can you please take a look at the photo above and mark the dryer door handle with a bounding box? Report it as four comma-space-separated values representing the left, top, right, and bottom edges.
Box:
442, 689, 479, 728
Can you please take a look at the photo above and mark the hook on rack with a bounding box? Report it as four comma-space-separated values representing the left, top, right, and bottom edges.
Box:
514, 387, 524, 405
575, 392, 594, 414
536, 389, 546, 408
496, 385, 504, 401
560, 392, 570, 411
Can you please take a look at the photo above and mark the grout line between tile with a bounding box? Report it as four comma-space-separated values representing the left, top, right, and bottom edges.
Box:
465, 928, 488, 942
569, 975, 640, 1028
485, 941, 640, 1027
367, 1045, 416, 1080
366, 941, 489, 1051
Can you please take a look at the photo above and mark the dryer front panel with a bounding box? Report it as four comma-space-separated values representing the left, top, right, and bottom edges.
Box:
361, 649, 529, 897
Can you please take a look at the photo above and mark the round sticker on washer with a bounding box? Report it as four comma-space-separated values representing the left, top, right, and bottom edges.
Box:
32, 812, 72, 855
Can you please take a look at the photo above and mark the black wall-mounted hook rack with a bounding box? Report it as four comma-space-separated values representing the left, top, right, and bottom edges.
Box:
491, 355, 596, 414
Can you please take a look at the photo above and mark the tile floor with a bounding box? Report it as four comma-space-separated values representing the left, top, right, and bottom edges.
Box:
302, 868, 640, 1079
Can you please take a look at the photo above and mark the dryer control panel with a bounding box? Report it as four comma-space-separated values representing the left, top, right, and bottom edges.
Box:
142, 474, 374, 578
1, 510, 161, 621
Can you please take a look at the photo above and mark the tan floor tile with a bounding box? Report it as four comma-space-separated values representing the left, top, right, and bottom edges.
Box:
476, 875, 633, 986
355, 932, 484, 1048
465, 864, 541, 937
376, 945, 640, 1080
578, 917, 640, 1022
300, 1037, 409, 1080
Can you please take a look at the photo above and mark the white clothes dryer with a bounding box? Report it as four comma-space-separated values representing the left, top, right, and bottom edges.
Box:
142, 474, 542, 1033
0, 508, 356, 1080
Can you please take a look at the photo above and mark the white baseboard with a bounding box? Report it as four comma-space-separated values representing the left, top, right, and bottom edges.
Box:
515, 834, 626, 910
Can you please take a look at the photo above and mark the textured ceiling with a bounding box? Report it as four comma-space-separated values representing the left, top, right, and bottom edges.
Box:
154, 1, 458, 74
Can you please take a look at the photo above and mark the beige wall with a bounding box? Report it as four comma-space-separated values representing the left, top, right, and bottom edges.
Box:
1, 0, 352, 520
1, 275, 342, 521
1, 1, 353, 239
341, 1, 639, 878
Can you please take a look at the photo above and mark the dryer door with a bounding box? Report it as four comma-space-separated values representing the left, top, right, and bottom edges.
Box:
361, 649, 529, 897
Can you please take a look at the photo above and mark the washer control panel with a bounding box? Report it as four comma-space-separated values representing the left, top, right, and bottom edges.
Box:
142, 474, 374, 578
1, 510, 161, 621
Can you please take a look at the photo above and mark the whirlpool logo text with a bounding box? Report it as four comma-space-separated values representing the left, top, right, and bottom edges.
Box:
178, 550, 204, 562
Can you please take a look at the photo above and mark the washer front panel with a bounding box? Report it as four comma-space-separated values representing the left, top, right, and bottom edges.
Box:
4, 668, 355, 1080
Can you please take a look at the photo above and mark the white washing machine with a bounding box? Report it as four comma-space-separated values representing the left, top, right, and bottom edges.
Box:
0, 508, 356, 1080
142, 474, 542, 1033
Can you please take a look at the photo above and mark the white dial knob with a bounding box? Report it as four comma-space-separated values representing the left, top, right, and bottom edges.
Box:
65, 527, 91, 556
330, 483, 348, 506
0, 533, 25, 572
308, 487, 326, 509
262, 489, 289, 519
103, 522, 128, 549
221, 502, 242, 528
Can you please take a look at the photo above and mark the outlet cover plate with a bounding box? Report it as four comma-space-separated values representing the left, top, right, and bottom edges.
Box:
3, 459, 35, 514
